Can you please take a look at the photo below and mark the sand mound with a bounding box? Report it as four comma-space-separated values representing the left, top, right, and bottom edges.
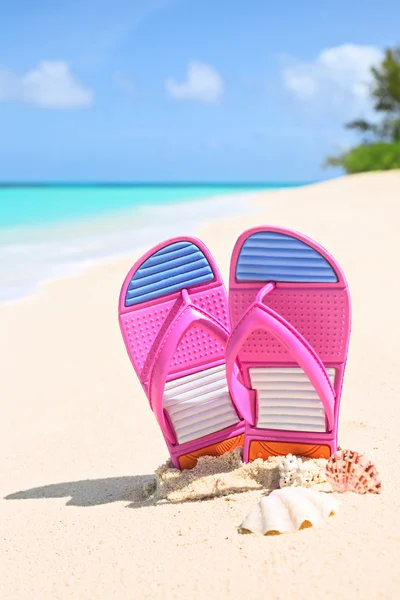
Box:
142, 449, 329, 502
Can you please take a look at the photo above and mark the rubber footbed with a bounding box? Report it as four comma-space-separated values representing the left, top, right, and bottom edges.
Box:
230, 288, 349, 363
120, 287, 230, 382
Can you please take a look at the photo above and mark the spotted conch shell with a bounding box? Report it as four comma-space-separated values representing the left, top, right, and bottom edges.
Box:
325, 450, 382, 494
240, 488, 339, 536
279, 454, 327, 488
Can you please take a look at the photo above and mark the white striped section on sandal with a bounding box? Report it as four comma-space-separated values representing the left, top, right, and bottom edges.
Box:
249, 367, 336, 432
164, 365, 239, 444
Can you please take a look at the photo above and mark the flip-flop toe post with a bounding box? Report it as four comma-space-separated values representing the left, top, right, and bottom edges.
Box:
119, 237, 245, 469
227, 226, 351, 462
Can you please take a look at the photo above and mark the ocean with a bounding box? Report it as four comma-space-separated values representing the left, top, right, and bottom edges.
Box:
0, 183, 304, 304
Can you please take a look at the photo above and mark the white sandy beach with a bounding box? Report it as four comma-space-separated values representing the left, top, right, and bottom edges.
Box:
1, 171, 400, 599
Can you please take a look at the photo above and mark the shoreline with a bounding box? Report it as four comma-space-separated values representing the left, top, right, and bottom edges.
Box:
0, 180, 310, 188
0, 190, 262, 306
2, 172, 382, 307
0, 172, 369, 307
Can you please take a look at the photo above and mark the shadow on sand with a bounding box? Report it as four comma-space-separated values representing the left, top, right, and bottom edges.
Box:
4, 475, 260, 508
4, 475, 158, 508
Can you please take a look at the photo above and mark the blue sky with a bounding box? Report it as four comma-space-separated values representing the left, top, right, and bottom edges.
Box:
0, 0, 399, 182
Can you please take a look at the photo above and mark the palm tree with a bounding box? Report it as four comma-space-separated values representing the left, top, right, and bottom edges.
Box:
325, 47, 400, 171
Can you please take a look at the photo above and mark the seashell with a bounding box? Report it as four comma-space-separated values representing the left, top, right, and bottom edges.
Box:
325, 450, 382, 494
240, 488, 339, 535
279, 454, 327, 489
279, 455, 300, 488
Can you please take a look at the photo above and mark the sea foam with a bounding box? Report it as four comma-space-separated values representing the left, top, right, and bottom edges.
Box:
0, 193, 257, 304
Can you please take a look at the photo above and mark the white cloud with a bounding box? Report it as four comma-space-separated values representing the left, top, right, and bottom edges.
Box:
0, 61, 93, 108
282, 44, 383, 108
166, 61, 224, 104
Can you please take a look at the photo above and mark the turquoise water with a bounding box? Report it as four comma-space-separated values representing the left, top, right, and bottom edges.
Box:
0, 183, 305, 304
0, 183, 302, 229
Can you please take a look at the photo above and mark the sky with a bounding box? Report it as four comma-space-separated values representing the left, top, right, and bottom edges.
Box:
0, 0, 399, 182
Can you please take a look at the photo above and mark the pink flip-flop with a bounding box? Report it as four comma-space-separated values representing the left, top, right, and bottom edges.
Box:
226, 226, 351, 462
118, 237, 245, 469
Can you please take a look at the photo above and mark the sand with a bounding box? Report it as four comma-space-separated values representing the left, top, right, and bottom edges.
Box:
144, 451, 328, 503
1, 171, 400, 599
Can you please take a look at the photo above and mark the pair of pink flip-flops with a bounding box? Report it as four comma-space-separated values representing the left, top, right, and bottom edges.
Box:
118, 227, 351, 470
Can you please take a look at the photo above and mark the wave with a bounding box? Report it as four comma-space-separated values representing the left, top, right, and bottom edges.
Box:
0, 192, 258, 305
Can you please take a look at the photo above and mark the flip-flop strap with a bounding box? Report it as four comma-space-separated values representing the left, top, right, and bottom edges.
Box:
148, 289, 230, 443
226, 298, 335, 430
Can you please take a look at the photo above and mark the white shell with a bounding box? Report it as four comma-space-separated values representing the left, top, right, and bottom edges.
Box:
240, 488, 339, 535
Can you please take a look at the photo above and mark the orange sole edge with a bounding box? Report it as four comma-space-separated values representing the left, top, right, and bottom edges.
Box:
248, 440, 331, 461
178, 434, 244, 470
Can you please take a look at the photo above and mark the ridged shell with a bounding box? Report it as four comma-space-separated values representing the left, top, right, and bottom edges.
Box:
240, 488, 339, 535
325, 450, 382, 494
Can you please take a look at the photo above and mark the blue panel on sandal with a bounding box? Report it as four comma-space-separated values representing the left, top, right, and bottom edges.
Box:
236, 232, 337, 282
125, 241, 215, 306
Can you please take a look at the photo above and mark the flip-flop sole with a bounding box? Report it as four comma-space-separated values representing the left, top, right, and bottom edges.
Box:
229, 227, 351, 461
119, 237, 244, 468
